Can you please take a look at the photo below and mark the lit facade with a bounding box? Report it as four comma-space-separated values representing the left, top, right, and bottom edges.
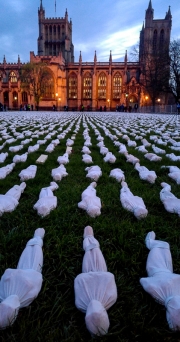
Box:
0, 1, 172, 111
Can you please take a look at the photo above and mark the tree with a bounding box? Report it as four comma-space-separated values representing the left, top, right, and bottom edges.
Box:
169, 39, 180, 103
19, 62, 48, 106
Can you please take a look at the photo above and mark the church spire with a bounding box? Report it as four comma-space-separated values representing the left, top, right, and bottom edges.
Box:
94, 50, 97, 63
40, 0, 43, 10
79, 51, 82, 64
148, 0, 152, 10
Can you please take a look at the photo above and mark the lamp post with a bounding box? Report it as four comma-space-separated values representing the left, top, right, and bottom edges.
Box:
58, 97, 61, 111
125, 93, 128, 111
55, 92, 58, 111
145, 95, 148, 113
107, 99, 110, 111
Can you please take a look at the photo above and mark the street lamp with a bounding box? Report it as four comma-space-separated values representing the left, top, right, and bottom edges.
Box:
55, 92, 58, 110
107, 99, 110, 111
145, 95, 148, 112
58, 97, 61, 111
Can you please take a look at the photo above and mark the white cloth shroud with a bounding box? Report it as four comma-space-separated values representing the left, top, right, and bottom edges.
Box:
33, 182, 58, 217
140, 231, 180, 331
74, 226, 117, 336
0, 228, 45, 329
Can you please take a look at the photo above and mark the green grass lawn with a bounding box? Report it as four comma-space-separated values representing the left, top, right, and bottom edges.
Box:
0, 111, 180, 341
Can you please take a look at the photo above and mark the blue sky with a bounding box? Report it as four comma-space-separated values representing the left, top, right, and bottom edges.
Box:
0, 0, 179, 64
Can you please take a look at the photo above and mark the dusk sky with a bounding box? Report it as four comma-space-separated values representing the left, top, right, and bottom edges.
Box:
0, 0, 179, 64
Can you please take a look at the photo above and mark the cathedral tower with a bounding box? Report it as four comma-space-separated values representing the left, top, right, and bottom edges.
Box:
139, 1, 172, 59
37, 0, 74, 63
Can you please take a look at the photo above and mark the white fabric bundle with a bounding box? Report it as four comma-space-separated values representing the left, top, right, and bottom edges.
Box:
45, 143, 55, 153
74, 226, 117, 336
82, 146, 91, 154
127, 140, 137, 147
51, 139, 59, 146
9, 145, 23, 153
85, 165, 102, 182
33, 182, 58, 217
120, 181, 148, 219
13, 153, 28, 164
78, 182, 101, 218
160, 182, 180, 216
66, 138, 74, 147
141, 138, 151, 147
0, 163, 15, 179
119, 144, 128, 155
135, 145, 148, 153
0, 228, 45, 329
28, 144, 40, 153
109, 168, 125, 182
51, 165, 68, 181
19, 165, 37, 181
82, 154, 93, 164
21, 138, 32, 145
100, 146, 109, 155
0, 152, 8, 163
125, 153, 139, 165
84, 139, 92, 147
37, 139, 47, 145
103, 152, 116, 163
134, 163, 157, 184
0, 182, 26, 216
144, 153, 162, 162
57, 153, 69, 165
166, 153, 180, 162
152, 145, 166, 154
140, 231, 180, 331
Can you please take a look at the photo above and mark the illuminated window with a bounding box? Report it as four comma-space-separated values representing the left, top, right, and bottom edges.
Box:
113, 73, 122, 99
9, 71, 17, 83
68, 73, 77, 98
98, 73, 106, 98
40, 69, 55, 99
83, 73, 92, 98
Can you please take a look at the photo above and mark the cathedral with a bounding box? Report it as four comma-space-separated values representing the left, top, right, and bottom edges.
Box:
0, 0, 172, 111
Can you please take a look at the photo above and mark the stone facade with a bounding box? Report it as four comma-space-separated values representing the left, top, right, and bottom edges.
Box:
0, 1, 172, 111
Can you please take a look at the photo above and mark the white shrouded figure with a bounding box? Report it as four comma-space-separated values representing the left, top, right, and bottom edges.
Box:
51, 164, 68, 182
57, 153, 69, 165
28, 144, 39, 153
120, 181, 148, 219
78, 182, 101, 218
0, 182, 26, 216
134, 163, 157, 184
163, 166, 180, 185
82, 154, 93, 164
19, 165, 37, 181
160, 182, 180, 216
85, 165, 102, 182
125, 153, 139, 165
0, 228, 45, 329
0, 163, 15, 180
33, 182, 58, 217
74, 226, 117, 336
0, 152, 8, 163
103, 152, 116, 163
109, 168, 125, 182
140, 231, 180, 331
145, 153, 162, 162
82, 146, 91, 154
13, 153, 28, 164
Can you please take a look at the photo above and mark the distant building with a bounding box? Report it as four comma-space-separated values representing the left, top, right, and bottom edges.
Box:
0, 1, 172, 111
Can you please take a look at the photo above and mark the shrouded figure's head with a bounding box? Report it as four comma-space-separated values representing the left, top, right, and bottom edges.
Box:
85, 300, 109, 336
166, 296, 180, 331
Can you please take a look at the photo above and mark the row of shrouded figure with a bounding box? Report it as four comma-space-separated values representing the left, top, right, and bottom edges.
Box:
0, 226, 180, 335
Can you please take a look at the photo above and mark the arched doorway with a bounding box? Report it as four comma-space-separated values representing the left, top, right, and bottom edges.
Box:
3, 91, 9, 109
12, 91, 18, 109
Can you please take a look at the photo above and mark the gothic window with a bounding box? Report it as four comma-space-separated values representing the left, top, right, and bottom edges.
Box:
98, 73, 106, 99
153, 30, 157, 53
49, 26, 52, 40
113, 73, 122, 99
53, 25, 56, 39
9, 71, 17, 83
40, 69, 55, 99
45, 26, 48, 40
68, 73, 77, 98
83, 73, 92, 98
58, 25, 60, 39
22, 91, 28, 103
159, 29, 164, 48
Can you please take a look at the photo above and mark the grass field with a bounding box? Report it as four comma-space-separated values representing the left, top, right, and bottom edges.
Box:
0, 111, 180, 342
